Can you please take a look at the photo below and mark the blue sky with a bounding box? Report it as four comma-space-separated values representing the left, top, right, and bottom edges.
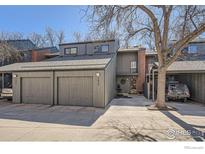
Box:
0, 5, 88, 41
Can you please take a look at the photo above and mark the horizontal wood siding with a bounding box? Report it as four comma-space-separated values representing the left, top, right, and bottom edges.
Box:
117, 52, 137, 75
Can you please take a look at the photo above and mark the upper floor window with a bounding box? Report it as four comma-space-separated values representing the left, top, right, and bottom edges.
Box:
64, 47, 77, 55
101, 45, 109, 52
188, 45, 197, 53
130, 61, 137, 73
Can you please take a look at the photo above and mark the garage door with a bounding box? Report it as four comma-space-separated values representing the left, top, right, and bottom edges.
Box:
58, 76, 93, 106
21, 77, 52, 105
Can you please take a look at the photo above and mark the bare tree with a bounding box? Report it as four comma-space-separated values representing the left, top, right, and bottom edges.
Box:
87, 5, 205, 109
28, 27, 65, 48
28, 32, 46, 48
72, 32, 82, 42
0, 42, 22, 66
0, 32, 24, 40
57, 30, 65, 44
44, 27, 65, 47
45, 27, 56, 47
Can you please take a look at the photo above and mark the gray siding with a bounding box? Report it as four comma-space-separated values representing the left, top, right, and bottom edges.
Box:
13, 70, 106, 107
174, 73, 205, 104
117, 52, 138, 75
104, 55, 116, 106
60, 41, 117, 56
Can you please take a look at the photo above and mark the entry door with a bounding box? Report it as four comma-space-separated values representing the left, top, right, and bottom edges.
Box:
57, 76, 93, 106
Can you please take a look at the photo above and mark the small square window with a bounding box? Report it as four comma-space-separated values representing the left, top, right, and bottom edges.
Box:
101, 45, 109, 52
64, 48, 71, 55
188, 45, 197, 53
70, 48, 77, 54
64, 47, 77, 55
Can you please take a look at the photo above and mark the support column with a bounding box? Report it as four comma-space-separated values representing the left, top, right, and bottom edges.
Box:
2, 73, 4, 89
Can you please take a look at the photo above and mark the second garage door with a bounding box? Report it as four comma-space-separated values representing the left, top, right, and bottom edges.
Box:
57, 76, 93, 106
21, 77, 52, 105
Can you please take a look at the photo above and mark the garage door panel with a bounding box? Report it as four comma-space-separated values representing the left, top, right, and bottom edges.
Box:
21, 77, 52, 105
58, 76, 93, 106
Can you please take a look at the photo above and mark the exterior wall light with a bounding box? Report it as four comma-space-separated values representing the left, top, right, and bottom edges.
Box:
13, 74, 17, 78
96, 72, 100, 77
96, 72, 100, 86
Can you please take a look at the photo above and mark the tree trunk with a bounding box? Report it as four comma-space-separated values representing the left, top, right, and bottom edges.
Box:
155, 67, 167, 108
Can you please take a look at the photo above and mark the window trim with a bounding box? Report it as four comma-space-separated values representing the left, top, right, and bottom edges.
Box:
130, 61, 137, 73
64, 47, 78, 55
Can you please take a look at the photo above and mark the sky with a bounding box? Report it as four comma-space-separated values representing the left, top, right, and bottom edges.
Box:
0, 5, 89, 41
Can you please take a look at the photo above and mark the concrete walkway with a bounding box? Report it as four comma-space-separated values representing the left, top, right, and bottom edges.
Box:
0, 96, 204, 141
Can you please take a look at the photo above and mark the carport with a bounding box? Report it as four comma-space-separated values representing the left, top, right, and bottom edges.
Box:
146, 61, 205, 104
0, 55, 116, 108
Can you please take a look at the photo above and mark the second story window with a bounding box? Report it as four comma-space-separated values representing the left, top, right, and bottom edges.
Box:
130, 61, 137, 73
101, 45, 109, 52
64, 47, 77, 55
188, 45, 197, 53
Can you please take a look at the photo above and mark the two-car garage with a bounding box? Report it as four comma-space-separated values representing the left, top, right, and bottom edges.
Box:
0, 55, 116, 108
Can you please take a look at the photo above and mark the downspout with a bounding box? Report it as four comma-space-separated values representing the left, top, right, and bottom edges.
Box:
2, 73, 4, 89
52, 70, 55, 106
152, 69, 157, 101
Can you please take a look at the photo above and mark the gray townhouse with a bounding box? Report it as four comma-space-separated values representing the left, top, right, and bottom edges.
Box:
0, 39, 119, 107
0, 39, 158, 107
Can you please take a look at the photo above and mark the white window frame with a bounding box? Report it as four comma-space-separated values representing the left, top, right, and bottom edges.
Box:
130, 61, 137, 73
64, 47, 77, 55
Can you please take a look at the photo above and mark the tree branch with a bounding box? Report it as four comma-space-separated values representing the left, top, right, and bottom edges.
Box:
138, 5, 164, 67
166, 23, 205, 67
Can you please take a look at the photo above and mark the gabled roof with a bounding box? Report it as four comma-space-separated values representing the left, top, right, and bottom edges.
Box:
0, 54, 114, 72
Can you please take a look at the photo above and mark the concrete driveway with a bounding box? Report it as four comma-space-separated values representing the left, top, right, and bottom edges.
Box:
0, 96, 204, 141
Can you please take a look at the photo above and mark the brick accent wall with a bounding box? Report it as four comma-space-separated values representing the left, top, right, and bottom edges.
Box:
32, 50, 49, 62
136, 49, 146, 93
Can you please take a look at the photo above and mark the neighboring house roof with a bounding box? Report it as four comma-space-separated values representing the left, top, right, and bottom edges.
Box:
118, 47, 146, 53
0, 39, 36, 51
154, 61, 205, 73
59, 39, 116, 46
31, 46, 59, 52
0, 54, 114, 72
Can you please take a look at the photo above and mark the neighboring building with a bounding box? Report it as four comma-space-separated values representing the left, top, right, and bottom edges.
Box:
31, 47, 58, 62
0, 39, 36, 63
169, 38, 205, 61
0, 39, 119, 108
182, 38, 205, 60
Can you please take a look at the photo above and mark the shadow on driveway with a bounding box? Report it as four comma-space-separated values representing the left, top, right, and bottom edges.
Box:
0, 102, 106, 127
